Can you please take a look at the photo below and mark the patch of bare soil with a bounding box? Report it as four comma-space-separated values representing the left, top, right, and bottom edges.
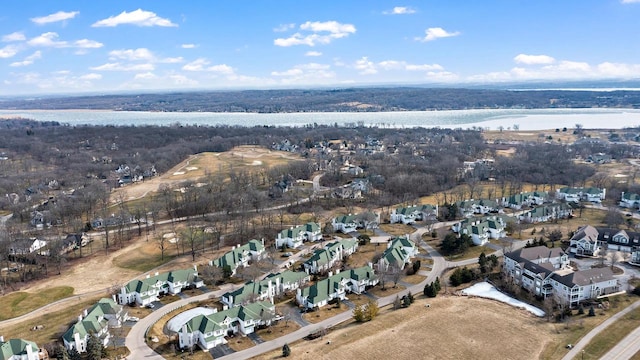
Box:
253, 296, 553, 360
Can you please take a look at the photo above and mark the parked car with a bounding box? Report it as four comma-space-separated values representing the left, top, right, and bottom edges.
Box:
146, 303, 155, 309
128, 316, 139, 322
282, 252, 294, 257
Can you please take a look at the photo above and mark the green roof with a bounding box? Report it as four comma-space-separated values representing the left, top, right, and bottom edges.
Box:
182, 301, 274, 334
334, 214, 357, 224
124, 268, 200, 294
0, 339, 39, 360
300, 266, 376, 305
213, 239, 264, 269
278, 222, 320, 239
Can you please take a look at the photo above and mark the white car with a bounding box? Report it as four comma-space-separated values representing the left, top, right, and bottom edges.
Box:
128, 317, 139, 322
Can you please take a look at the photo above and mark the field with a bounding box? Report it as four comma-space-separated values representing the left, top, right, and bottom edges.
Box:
0, 286, 74, 321
111, 146, 301, 202
252, 296, 553, 360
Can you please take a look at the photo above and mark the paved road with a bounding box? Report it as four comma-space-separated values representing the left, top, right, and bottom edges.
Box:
562, 300, 640, 360
602, 318, 640, 360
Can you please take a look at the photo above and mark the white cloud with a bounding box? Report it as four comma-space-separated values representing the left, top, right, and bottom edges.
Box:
305, 51, 322, 57
514, 54, 555, 65
9, 51, 41, 67
182, 58, 235, 74
181, 43, 197, 49
274, 20, 356, 47
416, 27, 460, 42
27, 32, 67, 47
161, 57, 184, 63
0, 45, 19, 58
169, 74, 199, 86
90, 62, 155, 71
273, 23, 295, 32
622, 0, 640, 3
92, 9, 177, 27
79, 73, 102, 80
133, 72, 157, 80
2, 32, 25, 42
74, 39, 104, 49
109, 48, 155, 61
271, 63, 335, 84
31, 11, 79, 25
355, 57, 377, 74
383, 6, 416, 15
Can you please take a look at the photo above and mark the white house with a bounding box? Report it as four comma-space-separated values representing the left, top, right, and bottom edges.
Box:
63, 297, 127, 353
303, 238, 358, 274
296, 266, 378, 309
390, 204, 438, 224
620, 192, 640, 209
221, 271, 310, 308
501, 191, 547, 209
117, 267, 204, 306
549, 268, 618, 308
332, 213, 379, 233
451, 216, 507, 246
556, 187, 606, 203
569, 225, 640, 255
178, 302, 277, 350
275, 222, 322, 249
518, 203, 573, 224
378, 236, 418, 271
503, 246, 570, 299
209, 239, 265, 276
8, 238, 48, 256
0, 338, 45, 360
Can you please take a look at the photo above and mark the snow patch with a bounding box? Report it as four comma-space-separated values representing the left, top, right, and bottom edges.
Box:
186, 166, 198, 171
173, 171, 185, 175
252, 160, 263, 166
461, 282, 545, 317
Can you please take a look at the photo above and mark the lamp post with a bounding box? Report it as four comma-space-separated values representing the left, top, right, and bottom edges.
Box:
582, 350, 585, 360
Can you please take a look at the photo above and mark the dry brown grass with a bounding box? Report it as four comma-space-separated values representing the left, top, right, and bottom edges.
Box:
368, 284, 406, 298
378, 224, 414, 237
303, 303, 349, 324
252, 296, 552, 360
111, 146, 302, 202
345, 243, 380, 268
257, 320, 301, 342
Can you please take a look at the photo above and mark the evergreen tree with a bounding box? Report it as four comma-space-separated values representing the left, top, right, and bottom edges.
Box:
282, 343, 291, 357
57, 345, 70, 360
86, 332, 104, 360
434, 277, 441, 292
588, 305, 596, 316
479, 252, 488, 273
393, 295, 402, 310
67, 348, 81, 360
402, 295, 412, 308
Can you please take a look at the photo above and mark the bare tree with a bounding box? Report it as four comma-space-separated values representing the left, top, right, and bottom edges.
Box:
607, 251, 623, 270
156, 233, 168, 261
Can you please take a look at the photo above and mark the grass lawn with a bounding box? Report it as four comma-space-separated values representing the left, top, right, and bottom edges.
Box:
0, 294, 102, 346
226, 335, 256, 352
541, 295, 638, 360
346, 243, 380, 268
303, 303, 349, 324
402, 274, 426, 285
0, 286, 74, 321
256, 319, 301, 342
444, 245, 491, 262
378, 224, 415, 237
112, 237, 178, 272
368, 284, 406, 298
578, 301, 640, 360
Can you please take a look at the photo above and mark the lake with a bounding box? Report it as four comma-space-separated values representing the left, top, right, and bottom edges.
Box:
1, 108, 639, 130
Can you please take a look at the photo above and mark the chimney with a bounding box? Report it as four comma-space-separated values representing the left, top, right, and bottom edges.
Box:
193, 264, 198, 272
155, 271, 159, 276
112, 294, 117, 303
83, 309, 88, 317
78, 315, 83, 322
146, 274, 150, 279
0, 335, 4, 343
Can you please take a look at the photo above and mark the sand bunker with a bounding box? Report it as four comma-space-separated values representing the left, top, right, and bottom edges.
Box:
186, 166, 198, 171
252, 160, 263, 166
172, 171, 185, 175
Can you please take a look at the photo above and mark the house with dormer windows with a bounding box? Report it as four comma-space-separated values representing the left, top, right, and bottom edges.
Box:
178, 302, 277, 350
569, 225, 640, 256
117, 267, 203, 306
303, 238, 358, 274
390, 204, 438, 225
620, 192, 640, 209
209, 239, 265, 276
275, 223, 322, 249
556, 187, 606, 203
63, 297, 127, 353
378, 236, 418, 271
451, 216, 508, 246
296, 266, 378, 309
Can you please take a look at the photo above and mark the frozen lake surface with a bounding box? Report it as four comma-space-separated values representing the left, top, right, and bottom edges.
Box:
461, 282, 545, 317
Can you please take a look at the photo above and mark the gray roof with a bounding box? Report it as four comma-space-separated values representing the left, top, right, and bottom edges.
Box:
551, 267, 615, 288
506, 246, 566, 263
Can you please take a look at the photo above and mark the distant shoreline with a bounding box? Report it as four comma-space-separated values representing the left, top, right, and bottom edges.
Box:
0, 108, 638, 131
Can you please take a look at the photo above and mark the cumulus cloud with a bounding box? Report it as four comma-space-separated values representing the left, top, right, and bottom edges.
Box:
90, 62, 155, 71
2, 32, 25, 42
383, 6, 416, 15
274, 20, 356, 47
79, 73, 102, 80
110, 48, 155, 61
271, 63, 335, 84
514, 54, 555, 65
181, 43, 197, 49
416, 27, 460, 42
9, 51, 41, 67
182, 58, 234, 74
305, 51, 322, 57
356, 58, 444, 74
31, 11, 79, 25
273, 23, 295, 32
0, 45, 19, 58
133, 72, 157, 80
27, 32, 103, 49
92, 9, 177, 27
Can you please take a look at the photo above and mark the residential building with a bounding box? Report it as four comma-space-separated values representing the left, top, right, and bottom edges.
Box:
209, 239, 265, 276
456, 199, 501, 217
390, 204, 438, 224
296, 266, 378, 309
569, 225, 640, 255
620, 192, 640, 209
451, 216, 507, 246
8, 238, 47, 256
331, 213, 379, 233
62, 297, 127, 354
549, 268, 618, 308
117, 267, 203, 306
275, 223, 322, 249
303, 238, 358, 274
501, 191, 547, 210
378, 236, 418, 271
0, 338, 47, 360
556, 187, 606, 203
518, 203, 573, 224
221, 271, 310, 308
178, 302, 277, 350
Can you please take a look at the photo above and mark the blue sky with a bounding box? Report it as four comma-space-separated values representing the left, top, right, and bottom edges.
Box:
1, 0, 640, 95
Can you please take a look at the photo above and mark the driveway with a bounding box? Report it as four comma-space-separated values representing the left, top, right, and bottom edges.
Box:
210, 343, 235, 358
